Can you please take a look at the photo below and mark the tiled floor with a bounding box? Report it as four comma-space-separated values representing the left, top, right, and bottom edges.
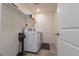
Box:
25, 44, 57, 56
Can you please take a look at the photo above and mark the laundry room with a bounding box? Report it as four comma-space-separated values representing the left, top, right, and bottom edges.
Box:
1, 3, 79, 56
0, 3, 58, 56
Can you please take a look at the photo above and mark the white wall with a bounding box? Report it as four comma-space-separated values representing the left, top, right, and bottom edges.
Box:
0, 4, 2, 56
34, 13, 56, 44
0, 4, 1, 35
0, 4, 26, 56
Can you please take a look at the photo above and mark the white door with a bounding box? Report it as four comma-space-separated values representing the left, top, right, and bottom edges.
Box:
57, 4, 79, 56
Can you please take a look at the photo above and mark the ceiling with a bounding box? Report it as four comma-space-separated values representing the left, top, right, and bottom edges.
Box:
15, 3, 57, 14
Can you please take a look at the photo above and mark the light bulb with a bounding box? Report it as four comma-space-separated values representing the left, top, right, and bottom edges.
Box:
37, 8, 40, 12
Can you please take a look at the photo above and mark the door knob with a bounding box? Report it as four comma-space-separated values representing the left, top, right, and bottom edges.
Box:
55, 33, 59, 36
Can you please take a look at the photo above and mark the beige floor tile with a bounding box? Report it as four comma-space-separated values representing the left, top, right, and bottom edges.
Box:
25, 44, 57, 56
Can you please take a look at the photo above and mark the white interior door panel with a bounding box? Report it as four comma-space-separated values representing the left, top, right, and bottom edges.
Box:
58, 3, 79, 56
59, 4, 79, 28
58, 40, 79, 56
60, 30, 79, 47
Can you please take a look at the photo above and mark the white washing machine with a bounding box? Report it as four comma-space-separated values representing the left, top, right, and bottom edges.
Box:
24, 31, 41, 53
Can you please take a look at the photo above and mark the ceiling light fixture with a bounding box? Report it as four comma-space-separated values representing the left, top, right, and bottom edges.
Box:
34, 3, 39, 5
37, 8, 40, 12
